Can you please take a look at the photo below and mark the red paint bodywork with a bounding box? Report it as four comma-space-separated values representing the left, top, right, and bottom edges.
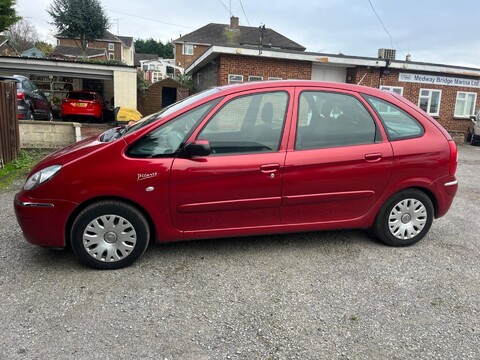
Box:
14, 81, 458, 248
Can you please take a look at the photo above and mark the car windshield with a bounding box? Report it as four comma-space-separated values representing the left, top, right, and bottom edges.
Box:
67, 92, 96, 101
100, 87, 221, 142
123, 87, 221, 134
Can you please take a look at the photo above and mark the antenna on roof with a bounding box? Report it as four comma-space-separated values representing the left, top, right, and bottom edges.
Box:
258, 24, 266, 55
113, 19, 122, 35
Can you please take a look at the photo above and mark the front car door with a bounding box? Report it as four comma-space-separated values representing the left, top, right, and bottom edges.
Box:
282, 88, 393, 225
170, 89, 293, 236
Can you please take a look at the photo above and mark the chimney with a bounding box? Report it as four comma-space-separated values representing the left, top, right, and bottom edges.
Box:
230, 16, 239, 30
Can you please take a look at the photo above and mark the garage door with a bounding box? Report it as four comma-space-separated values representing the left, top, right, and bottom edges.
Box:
311, 64, 346, 83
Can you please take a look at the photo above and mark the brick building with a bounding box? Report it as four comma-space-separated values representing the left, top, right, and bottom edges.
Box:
186, 42, 480, 139
54, 31, 135, 66
173, 16, 305, 70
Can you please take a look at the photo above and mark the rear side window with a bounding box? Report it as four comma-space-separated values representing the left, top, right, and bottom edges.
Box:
296, 91, 377, 150
365, 95, 424, 140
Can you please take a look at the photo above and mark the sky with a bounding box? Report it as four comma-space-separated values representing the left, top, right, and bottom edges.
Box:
14, 0, 480, 68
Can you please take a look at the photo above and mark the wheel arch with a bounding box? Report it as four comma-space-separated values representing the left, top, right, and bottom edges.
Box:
65, 196, 157, 246
409, 186, 438, 218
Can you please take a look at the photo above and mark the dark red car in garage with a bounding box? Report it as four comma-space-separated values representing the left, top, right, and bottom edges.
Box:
14, 80, 458, 269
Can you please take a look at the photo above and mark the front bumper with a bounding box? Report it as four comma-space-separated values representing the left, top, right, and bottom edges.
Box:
14, 192, 77, 248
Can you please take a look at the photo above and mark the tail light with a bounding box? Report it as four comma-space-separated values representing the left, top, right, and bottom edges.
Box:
17, 91, 25, 101
448, 140, 458, 176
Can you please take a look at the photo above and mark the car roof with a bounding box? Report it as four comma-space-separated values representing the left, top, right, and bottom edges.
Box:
67, 90, 98, 94
212, 80, 395, 100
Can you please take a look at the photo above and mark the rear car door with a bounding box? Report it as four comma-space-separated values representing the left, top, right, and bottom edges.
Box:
281, 88, 393, 224
27, 79, 49, 117
170, 89, 293, 233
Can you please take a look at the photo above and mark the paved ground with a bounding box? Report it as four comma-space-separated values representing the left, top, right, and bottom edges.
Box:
0, 146, 479, 360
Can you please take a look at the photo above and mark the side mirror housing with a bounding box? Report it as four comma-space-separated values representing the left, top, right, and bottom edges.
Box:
183, 140, 211, 157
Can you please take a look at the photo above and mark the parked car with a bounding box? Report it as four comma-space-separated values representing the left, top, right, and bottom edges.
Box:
61, 90, 104, 122
14, 80, 459, 269
14, 75, 53, 121
468, 111, 480, 146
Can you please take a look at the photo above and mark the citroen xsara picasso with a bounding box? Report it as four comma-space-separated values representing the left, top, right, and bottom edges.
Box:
14, 81, 458, 269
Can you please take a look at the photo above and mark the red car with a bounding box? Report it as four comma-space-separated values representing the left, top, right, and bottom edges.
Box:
61, 90, 103, 122
14, 81, 458, 269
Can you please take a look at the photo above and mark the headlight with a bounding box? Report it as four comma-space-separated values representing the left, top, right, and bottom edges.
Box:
24, 165, 62, 191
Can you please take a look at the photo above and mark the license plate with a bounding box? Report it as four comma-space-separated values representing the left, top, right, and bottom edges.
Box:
73, 102, 88, 107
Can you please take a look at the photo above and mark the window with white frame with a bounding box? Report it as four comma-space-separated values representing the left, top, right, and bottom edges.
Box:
228, 74, 243, 84
454, 91, 477, 118
380, 86, 403, 96
109, 53, 114, 60
378, 86, 404, 113
248, 76, 263, 81
182, 43, 194, 55
108, 43, 115, 51
268, 77, 282, 80
418, 89, 441, 116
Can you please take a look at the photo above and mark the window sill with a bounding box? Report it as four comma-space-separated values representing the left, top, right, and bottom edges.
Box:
453, 116, 473, 120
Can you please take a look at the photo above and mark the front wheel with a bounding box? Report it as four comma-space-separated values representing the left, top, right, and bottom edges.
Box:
373, 189, 434, 247
71, 201, 150, 269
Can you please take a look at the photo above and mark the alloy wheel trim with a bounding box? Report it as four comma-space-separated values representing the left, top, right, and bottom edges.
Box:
388, 198, 427, 240
82, 214, 137, 262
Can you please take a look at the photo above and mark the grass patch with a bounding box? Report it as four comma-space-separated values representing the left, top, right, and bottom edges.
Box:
0, 149, 51, 190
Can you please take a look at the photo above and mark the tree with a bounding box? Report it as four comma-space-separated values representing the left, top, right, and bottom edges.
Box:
48, 0, 109, 57
0, 0, 20, 32
135, 38, 174, 59
35, 41, 54, 55
4, 18, 39, 52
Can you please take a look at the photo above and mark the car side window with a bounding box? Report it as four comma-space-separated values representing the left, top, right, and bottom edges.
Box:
365, 95, 424, 140
22, 80, 33, 92
296, 91, 377, 150
127, 100, 218, 158
197, 91, 289, 155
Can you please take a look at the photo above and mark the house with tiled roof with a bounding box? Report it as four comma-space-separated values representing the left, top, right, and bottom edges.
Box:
54, 31, 135, 65
173, 16, 305, 69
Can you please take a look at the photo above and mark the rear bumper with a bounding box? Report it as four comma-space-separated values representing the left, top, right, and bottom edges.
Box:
428, 175, 458, 218
61, 104, 102, 118
14, 192, 77, 248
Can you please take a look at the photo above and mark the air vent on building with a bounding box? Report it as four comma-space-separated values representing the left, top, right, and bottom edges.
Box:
378, 48, 396, 60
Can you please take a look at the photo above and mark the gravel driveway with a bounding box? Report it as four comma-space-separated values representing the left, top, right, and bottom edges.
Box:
1, 146, 479, 360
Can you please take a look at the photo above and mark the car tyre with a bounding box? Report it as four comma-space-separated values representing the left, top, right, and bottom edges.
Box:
26, 109, 34, 120
373, 189, 433, 247
71, 200, 150, 269
471, 134, 480, 146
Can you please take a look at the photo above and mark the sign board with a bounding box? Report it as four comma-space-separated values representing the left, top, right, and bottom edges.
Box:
399, 72, 480, 89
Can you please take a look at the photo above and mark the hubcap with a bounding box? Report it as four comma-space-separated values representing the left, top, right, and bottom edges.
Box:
388, 198, 427, 240
82, 215, 137, 262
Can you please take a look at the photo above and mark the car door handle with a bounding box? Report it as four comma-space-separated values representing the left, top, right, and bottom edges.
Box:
260, 163, 280, 173
364, 153, 383, 162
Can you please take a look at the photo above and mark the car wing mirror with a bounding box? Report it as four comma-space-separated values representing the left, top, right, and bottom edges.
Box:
183, 140, 211, 157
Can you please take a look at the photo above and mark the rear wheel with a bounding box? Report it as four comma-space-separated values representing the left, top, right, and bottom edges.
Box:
26, 109, 34, 120
373, 189, 433, 247
471, 134, 480, 146
71, 201, 150, 269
